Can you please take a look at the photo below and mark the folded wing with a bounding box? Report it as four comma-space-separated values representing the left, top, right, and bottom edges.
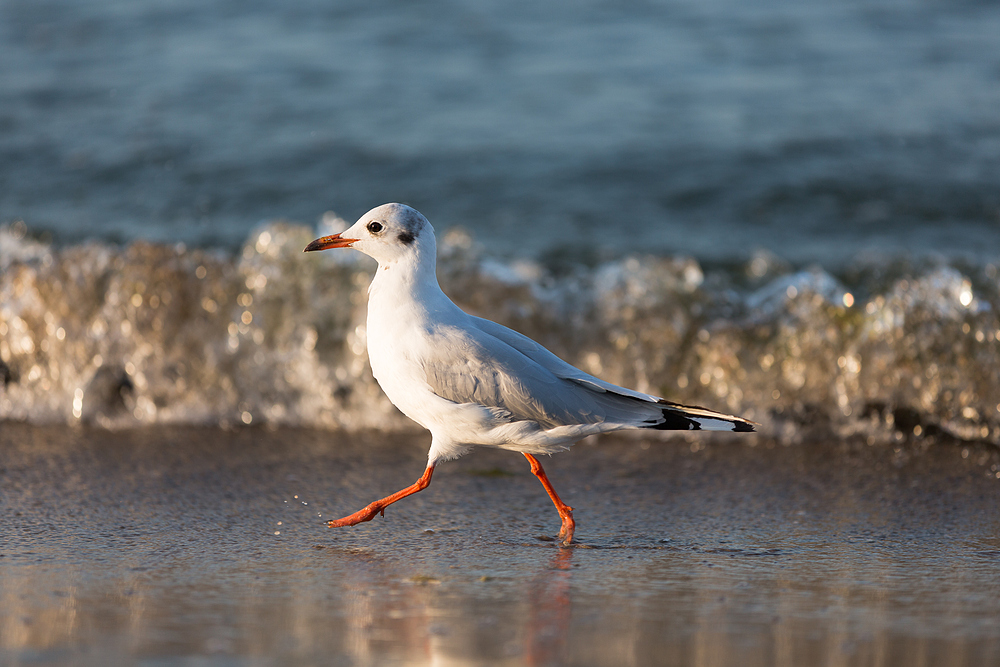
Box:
420, 315, 755, 432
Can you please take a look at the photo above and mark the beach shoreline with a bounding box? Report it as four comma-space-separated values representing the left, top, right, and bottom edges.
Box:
2, 424, 998, 665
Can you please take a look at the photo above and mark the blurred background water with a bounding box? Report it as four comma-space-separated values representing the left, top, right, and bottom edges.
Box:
2, 0, 999, 264
1, 0, 999, 440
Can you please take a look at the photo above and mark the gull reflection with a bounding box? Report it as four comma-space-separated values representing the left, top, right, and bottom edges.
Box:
524, 547, 574, 666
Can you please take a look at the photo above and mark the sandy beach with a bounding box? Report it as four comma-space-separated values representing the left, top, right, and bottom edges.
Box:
2, 424, 999, 666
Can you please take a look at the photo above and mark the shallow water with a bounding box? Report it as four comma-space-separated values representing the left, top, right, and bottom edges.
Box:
2, 424, 999, 666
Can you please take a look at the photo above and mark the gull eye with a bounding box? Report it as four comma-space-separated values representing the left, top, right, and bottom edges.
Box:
366, 221, 384, 234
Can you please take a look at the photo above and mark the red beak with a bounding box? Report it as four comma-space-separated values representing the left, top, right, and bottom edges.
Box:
303, 233, 359, 252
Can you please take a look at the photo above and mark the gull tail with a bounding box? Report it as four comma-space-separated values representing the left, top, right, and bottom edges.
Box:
646, 399, 757, 432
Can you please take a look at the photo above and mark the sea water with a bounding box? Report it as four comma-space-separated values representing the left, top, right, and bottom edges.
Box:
2, 0, 1000, 444
2, 0, 999, 261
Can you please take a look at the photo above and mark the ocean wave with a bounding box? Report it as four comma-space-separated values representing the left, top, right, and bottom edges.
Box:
2, 218, 998, 446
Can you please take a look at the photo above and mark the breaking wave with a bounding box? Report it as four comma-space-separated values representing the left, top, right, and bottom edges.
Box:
2, 216, 998, 446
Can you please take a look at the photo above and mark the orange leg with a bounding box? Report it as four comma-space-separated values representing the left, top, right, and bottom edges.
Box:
523, 453, 575, 546
327, 465, 435, 528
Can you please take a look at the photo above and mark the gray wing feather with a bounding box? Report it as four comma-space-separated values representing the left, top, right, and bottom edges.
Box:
422, 317, 663, 429
470, 317, 661, 401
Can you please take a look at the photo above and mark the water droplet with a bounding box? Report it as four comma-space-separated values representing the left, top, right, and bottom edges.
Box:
72, 388, 83, 419
959, 281, 973, 307
256, 231, 272, 254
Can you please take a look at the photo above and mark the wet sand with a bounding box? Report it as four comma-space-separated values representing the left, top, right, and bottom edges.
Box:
2, 424, 999, 666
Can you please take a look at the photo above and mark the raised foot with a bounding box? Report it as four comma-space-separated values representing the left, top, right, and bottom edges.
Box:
326, 465, 436, 530
326, 503, 385, 528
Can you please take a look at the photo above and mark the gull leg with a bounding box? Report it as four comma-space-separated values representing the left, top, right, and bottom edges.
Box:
523, 453, 575, 546
327, 465, 436, 528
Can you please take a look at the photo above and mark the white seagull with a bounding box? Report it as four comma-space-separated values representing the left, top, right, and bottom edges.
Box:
305, 203, 756, 545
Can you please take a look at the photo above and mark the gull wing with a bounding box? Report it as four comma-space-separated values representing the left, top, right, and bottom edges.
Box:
419, 319, 660, 429
470, 317, 661, 401
420, 315, 755, 432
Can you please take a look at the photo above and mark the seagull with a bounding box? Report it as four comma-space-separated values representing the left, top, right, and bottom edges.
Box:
305, 203, 756, 545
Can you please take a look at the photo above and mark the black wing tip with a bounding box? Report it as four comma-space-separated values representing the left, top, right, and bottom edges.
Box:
651, 398, 758, 432
648, 410, 701, 431
645, 416, 757, 432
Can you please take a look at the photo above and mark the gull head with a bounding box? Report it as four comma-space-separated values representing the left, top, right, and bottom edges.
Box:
304, 203, 434, 265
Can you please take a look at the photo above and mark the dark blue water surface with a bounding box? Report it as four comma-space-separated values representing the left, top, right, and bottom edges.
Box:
2, 0, 999, 265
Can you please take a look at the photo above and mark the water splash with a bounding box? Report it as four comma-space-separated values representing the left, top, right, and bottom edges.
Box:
2, 219, 998, 446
